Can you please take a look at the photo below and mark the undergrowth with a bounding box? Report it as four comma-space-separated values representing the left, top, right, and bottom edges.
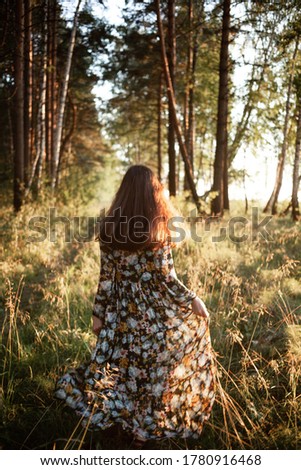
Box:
0, 173, 300, 449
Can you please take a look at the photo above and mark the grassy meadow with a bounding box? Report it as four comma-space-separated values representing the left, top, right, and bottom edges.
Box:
1, 168, 301, 450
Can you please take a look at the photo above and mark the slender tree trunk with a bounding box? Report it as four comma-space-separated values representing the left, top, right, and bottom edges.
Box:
29, 1, 34, 167
155, 0, 200, 212
0, 0, 9, 49
44, 0, 57, 182
8, 101, 14, 160
263, 37, 299, 214
157, 71, 163, 182
46, 0, 52, 177
184, 0, 201, 191
37, 60, 47, 193
24, 0, 47, 198
211, 0, 230, 216
13, 0, 25, 211
183, 0, 193, 191
51, 1, 57, 181
36, 0, 47, 194
292, 90, 301, 221
52, 0, 82, 189
223, 157, 229, 210
187, 50, 196, 177
56, 92, 77, 182
167, 0, 176, 196
23, 0, 32, 187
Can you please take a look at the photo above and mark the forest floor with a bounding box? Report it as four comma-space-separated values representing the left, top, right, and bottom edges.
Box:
1, 166, 301, 450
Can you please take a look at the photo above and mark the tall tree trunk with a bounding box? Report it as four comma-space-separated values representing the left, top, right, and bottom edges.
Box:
52, 0, 82, 189
263, 37, 299, 214
183, 0, 193, 191
187, 48, 196, 180
36, 0, 47, 194
157, 71, 163, 182
36, 60, 47, 193
23, 0, 32, 187
56, 92, 77, 182
211, 0, 230, 216
8, 101, 14, 161
292, 85, 301, 221
51, 0, 57, 182
155, 0, 200, 212
46, 0, 52, 177
13, 0, 25, 212
184, 0, 201, 191
223, 157, 229, 210
167, 0, 176, 196
0, 0, 9, 49
24, 0, 47, 198
45, 0, 57, 182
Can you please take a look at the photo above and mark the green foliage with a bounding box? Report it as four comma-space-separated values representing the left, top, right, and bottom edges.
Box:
0, 0, 112, 201
99, 3, 163, 169
98, 0, 222, 182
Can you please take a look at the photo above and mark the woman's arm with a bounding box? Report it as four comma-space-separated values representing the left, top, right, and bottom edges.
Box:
160, 244, 209, 318
92, 315, 103, 336
191, 296, 209, 319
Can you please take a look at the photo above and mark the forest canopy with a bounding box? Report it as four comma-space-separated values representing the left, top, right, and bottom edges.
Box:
0, 0, 301, 217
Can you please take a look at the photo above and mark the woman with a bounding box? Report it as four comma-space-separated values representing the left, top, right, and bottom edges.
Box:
55, 164, 215, 447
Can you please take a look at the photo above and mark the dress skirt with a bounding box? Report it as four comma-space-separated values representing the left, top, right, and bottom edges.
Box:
54, 243, 216, 441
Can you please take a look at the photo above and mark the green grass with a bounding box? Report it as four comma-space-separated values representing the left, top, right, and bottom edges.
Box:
0, 172, 301, 450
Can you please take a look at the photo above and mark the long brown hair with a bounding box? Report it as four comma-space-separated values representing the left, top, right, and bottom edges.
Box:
97, 165, 175, 252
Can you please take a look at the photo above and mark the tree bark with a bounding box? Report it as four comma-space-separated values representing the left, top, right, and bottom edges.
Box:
167, 0, 177, 196
223, 156, 229, 210
211, 0, 230, 216
46, 0, 52, 177
52, 0, 82, 189
292, 91, 301, 221
184, 0, 202, 191
13, 0, 25, 212
36, 0, 48, 193
263, 37, 299, 214
45, 0, 57, 181
25, 0, 47, 198
0, 0, 9, 49
155, 0, 200, 212
51, 1, 57, 181
183, 0, 193, 191
23, 0, 32, 187
157, 71, 163, 182
56, 92, 77, 183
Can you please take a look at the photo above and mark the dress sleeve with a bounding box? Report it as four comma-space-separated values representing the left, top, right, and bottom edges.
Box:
158, 244, 197, 308
92, 249, 115, 321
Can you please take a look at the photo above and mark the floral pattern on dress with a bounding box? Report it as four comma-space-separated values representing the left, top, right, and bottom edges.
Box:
54, 243, 216, 440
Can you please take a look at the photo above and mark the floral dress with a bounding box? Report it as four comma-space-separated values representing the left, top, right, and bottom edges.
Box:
54, 243, 216, 441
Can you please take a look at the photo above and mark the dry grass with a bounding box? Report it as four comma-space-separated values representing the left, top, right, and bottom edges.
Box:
0, 175, 300, 449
